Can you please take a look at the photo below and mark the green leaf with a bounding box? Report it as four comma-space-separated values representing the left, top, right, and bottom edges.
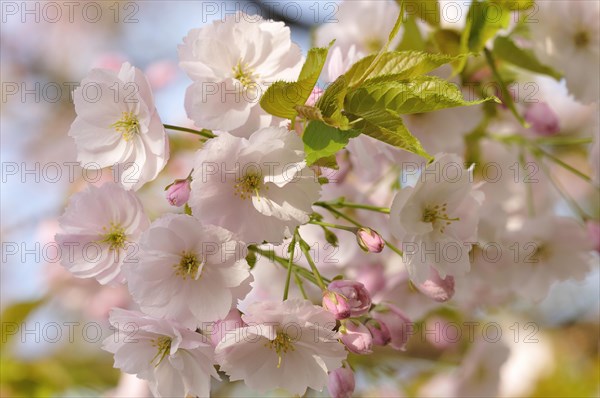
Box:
493, 36, 562, 80
493, 0, 534, 10
346, 76, 496, 116
345, 51, 466, 86
402, 0, 440, 26
347, 108, 431, 159
316, 75, 350, 129
303, 121, 360, 166
245, 250, 257, 269
454, 0, 512, 73
396, 15, 426, 51
313, 155, 339, 169
1, 298, 45, 350
467, 1, 511, 53
260, 42, 332, 120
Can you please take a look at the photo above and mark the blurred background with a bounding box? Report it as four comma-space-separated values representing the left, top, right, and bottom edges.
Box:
1, 1, 598, 397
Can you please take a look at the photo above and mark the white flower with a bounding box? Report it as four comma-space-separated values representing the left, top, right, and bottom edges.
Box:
69, 62, 169, 190
390, 153, 484, 283
531, 0, 600, 103
316, 0, 400, 54
179, 13, 303, 136
502, 215, 593, 301
102, 308, 219, 398
325, 45, 365, 83
215, 299, 347, 396
189, 126, 321, 244
125, 214, 252, 328
55, 182, 149, 285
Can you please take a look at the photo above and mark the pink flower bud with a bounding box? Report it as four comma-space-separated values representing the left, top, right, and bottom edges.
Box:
323, 290, 352, 320
372, 304, 412, 351
209, 309, 244, 347
417, 267, 455, 302
587, 220, 600, 252
356, 228, 385, 253
340, 321, 373, 354
328, 280, 372, 317
165, 179, 191, 207
328, 367, 355, 398
525, 102, 560, 136
365, 318, 391, 346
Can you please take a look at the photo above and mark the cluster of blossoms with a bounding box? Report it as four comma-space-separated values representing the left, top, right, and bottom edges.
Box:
57, 1, 598, 397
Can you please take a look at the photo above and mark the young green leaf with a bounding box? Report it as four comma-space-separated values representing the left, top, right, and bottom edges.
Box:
401, 0, 440, 27
316, 75, 350, 129
467, 1, 511, 53
303, 121, 360, 166
396, 15, 427, 51
345, 75, 496, 116
347, 109, 431, 160
260, 42, 333, 120
345, 51, 467, 86
493, 36, 562, 80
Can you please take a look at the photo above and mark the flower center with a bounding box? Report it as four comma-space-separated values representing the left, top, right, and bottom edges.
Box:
574, 30, 589, 48
100, 223, 127, 251
232, 59, 258, 89
111, 111, 140, 141
422, 203, 459, 233
150, 336, 172, 367
175, 252, 204, 280
265, 332, 295, 368
234, 172, 267, 200
530, 243, 549, 263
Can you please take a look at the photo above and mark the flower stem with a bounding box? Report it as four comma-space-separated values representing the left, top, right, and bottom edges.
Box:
248, 246, 329, 287
163, 124, 216, 139
296, 230, 327, 291
308, 220, 357, 233
315, 200, 390, 214
319, 203, 403, 256
528, 142, 594, 184
536, 155, 590, 220
283, 232, 297, 301
294, 273, 308, 299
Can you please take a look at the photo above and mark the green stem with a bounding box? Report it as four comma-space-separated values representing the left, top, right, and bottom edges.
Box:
534, 136, 593, 146
248, 246, 329, 287
294, 273, 309, 299
351, 0, 405, 88
296, 231, 327, 291
163, 124, 216, 139
309, 220, 357, 233
529, 143, 594, 184
283, 232, 297, 301
536, 155, 590, 220
483, 48, 527, 127
320, 204, 403, 256
315, 201, 390, 214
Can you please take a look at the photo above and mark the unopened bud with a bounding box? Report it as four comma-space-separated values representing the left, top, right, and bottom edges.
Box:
356, 227, 385, 253
328, 366, 355, 398
340, 320, 373, 355
165, 178, 191, 207
323, 290, 352, 320
525, 102, 560, 136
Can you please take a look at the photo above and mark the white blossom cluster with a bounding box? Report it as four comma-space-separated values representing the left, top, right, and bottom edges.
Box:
56, 1, 598, 397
